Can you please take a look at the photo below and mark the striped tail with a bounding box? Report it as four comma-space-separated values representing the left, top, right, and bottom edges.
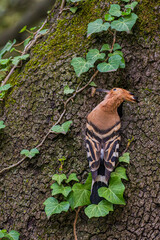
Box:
90, 163, 110, 204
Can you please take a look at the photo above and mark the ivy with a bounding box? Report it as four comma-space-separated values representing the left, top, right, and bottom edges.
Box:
51, 120, 73, 134
0, 229, 20, 240
111, 13, 138, 32
87, 19, 110, 37
52, 173, 67, 185
119, 152, 130, 163
71, 57, 93, 77
0, 121, 6, 129
125, 1, 138, 10
109, 4, 122, 17
20, 148, 39, 159
64, 85, 75, 95
84, 200, 113, 218
97, 55, 122, 73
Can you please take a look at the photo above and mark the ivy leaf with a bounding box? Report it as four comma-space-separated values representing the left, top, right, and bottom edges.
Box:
97, 55, 122, 73
0, 121, 6, 129
43, 197, 70, 218
119, 56, 125, 68
100, 44, 111, 52
104, 14, 115, 21
84, 172, 92, 190
0, 39, 16, 59
111, 167, 128, 180
0, 84, 12, 91
20, 148, 39, 159
19, 25, 27, 33
7, 230, 20, 240
86, 49, 106, 64
111, 13, 138, 32
0, 59, 11, 65
24, 37, 32, 47
51, 120, 72, 134
70, 182, 91, 209
64, 85, 74, 95
84, 200, 113, 218
125, 1, 138, 10
71, 57, 93, 77
98, 177, 126, 205
109, 4, 122, 17
89, 81, 97, 87
12, 54, 30, 66
0, 230, 5, 238
119, 152, 130, 163
52, 174, 67, 185
122, 8, 132, 16
65, 173, 79, 183
70, 7, 78, 13
51, 183, 72, 197
39, 29, 48, 35
87, 19, 110, 37
113, 43, 122, 51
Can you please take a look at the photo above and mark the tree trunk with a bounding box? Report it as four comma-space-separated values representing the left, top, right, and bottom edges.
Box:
0, 0, 159, 239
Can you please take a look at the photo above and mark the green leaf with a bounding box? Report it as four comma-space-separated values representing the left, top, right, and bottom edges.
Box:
125, 1, 138, 10
121, 0, 130, 2
100, 44, 111, 52
122, 8, 132, 16
119, 56, 125, 68
111, 167, 128, 180
119, 152, 130, 163
71, 57, 93, 77
30, 27, 37, 31
19, 25, 27, 33
104, 14, 115, 21
43, 197, 70, 218
64, 85, 74, 95
71, 183, 91, 208
113, 43, 122, 51
12, 54, 30, 66
61, 120, 73, 134
39, 29, 48, 35
111, 13, 138, 32
87, 19, 110, 37
109, 4, 122, 17
0, 59, 11, 65
24, 37, 32, 47
51, 120, 72, 134
98, 177, 126, 205
84, 200, 113, 218
0, 230, 5, 237
8, 230, 20, 240
66, 173, 79, 183
70, 7, 78, 13
86, 49, 105, 64
0, 39, 16, 59
97, 54, 122, 72
84, 172, 92, 190
20, 148, 39, 159
70, 0, 82, 2
0, 84, 12, 91
51, 183, 72, 197
52, 174, 67, 185
89, 81, 97, 87
0, 121, 6, 129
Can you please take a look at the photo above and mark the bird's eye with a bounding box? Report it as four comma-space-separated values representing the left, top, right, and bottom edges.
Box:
113, 88, 116, 91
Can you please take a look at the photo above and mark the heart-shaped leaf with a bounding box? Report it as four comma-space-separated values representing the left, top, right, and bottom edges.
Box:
71, 57, 93, 77
98, 177, 126, 205
119, 152, 130, 163
87, 19, 110, 37
122, 8, 132, 16
97, 54, 122, 72
109, 4, 122, 17
20, 148, 39, 159
125, 1, 138, 10
0, 84, 12, 91
100, 44, 111, 52
0, 121, 6, 129
113, 43, 122, 51
86, 49, 105, 64
84, 200, 113, 218
52, 174, 67, 185
51, 120, 72, 134
104, 14, 115, 21
43, 197, 70, 218
64, 85, 74, 95
111, 167, 128, 180
51, 183, 72, 197
111, 13, 138, 32
65, 173, 79, 183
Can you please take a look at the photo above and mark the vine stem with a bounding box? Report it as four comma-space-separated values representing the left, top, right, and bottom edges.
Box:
0, 30, 117, 175
73, 206, 82, 240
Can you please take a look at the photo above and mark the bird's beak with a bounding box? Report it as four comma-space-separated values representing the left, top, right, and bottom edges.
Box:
124, 90, 138, 103
95, 88, 110, 93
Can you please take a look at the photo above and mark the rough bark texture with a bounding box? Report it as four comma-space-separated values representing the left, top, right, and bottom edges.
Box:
0, 0, 160, 239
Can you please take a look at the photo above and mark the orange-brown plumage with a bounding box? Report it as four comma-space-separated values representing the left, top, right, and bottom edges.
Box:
86, 87, 137, 204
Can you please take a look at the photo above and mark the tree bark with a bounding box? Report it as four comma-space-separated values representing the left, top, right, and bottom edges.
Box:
0, 0, 159, 239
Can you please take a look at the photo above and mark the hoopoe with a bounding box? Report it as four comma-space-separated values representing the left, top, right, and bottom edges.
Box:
86, 88, 138, 204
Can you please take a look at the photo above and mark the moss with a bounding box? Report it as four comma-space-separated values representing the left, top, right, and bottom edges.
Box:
136, 0, 159, 38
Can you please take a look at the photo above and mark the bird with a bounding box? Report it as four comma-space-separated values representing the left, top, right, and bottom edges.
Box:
86, 87, 138, 204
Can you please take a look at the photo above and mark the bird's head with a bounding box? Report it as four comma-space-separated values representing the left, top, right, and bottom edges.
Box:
107, 88, 138, 103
